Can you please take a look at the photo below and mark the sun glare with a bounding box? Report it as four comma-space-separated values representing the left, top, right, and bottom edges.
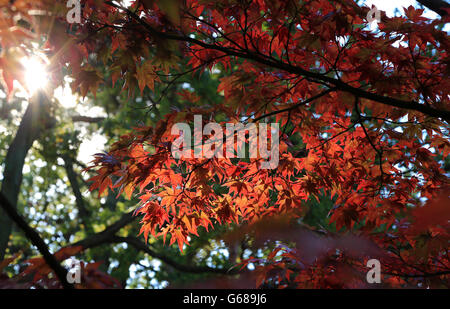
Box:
20, 54, 81, 108
54, 77, 80, 109
21, 56, 49, 95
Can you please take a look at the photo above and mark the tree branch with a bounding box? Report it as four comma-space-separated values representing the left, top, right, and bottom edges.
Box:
67, 213, 237, 275
383, 270, 450, 278
417, 0, 450, 16
105, 1, 450, 121
252, 88, 336, 122
0, 192, 73, 289
71, 115, 106, 123
71, 212, 136, 249
111, 236, 238, 275
63, 156, 90, 222
0, 92, 54, 259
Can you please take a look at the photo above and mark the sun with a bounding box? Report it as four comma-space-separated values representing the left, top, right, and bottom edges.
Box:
21, 55, 49, 94
20, 54, 80, 108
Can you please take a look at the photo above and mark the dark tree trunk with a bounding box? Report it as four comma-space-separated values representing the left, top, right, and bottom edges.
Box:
0, 91, 51, 259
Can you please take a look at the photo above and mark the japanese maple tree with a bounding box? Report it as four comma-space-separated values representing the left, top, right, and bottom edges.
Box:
0, 0, 449, 288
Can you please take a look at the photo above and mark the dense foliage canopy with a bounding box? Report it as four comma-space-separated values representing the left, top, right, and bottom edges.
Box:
0, 0, 449, 289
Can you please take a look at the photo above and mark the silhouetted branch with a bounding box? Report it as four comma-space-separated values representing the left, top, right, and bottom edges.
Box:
71, 115, 106, 123
105, 1, 450, 121
417, 0, 450, 16
0, 192, 73, 289
111, 236, 238, 275
71, 212, 136, 249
